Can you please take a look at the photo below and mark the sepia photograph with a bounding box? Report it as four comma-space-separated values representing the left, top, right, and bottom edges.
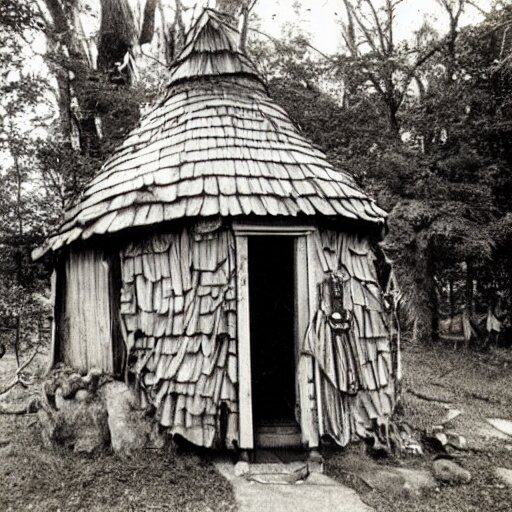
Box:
0, 0, 511, 510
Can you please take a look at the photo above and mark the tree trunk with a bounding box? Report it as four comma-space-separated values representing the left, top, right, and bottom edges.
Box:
97, 0, 138, 75
387, 103, 400, 135
240, 4, 249, 52
412, 317, 419, 343
427, 259, 439, 342
449, 278, 455, 332
465, 261, 474, 316
54, 67, 73, 146
431, 283, 440, 342
43, 0, 102, 155
140, 0, 159, 46
14, 317, 21, 368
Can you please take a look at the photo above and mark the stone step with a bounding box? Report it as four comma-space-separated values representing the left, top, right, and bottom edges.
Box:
255, 425, 303, 448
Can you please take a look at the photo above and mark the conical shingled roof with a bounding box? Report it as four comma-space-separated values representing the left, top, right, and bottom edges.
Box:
35, 8, 386, 258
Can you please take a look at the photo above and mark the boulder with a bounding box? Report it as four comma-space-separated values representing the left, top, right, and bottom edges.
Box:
495, 467, 512, 487
234, 461, 250, 477
39, 367, 111, 454
432, 459, 471, 484
39, 367, 165, 457
486, 418, 512, 438
38, 397, 110, 454
362, 467, 437, 497
434, 432, 448, 446
75, 389, 90, 402
101, 381, 161, 458
446, 432, 467, 450
440, 409, 462, 426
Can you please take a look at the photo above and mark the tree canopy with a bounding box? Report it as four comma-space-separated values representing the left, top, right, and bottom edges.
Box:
2, 0, 512, 346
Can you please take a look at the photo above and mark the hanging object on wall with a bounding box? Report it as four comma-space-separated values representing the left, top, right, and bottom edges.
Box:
328, 272, 352, 333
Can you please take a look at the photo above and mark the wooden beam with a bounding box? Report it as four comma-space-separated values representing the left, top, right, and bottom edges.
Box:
235, 234, 253, 449
232, 221, 315, 236
306, 233, 324, 438
295, 236, 318, 447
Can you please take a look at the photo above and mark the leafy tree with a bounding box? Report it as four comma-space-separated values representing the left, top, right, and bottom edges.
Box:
0, 0, 54, 361
249, 0, 509, 343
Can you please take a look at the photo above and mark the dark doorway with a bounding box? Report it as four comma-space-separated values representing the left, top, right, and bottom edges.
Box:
248, 236, 296, 425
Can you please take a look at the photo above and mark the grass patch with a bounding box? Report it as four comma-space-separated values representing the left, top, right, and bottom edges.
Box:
0, 353, 236, 512
325, 341, 512, 512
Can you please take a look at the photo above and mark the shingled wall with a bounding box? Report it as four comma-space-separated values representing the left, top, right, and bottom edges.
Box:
119, 225, 238, 448
303, 230, 398, 447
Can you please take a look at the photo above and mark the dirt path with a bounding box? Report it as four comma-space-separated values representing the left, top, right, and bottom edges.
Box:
215, 460, 374, 512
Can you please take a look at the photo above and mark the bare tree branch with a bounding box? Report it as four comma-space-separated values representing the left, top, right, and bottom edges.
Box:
249, 27, 334, 60
347, 2, 383, 57
364, 0, 388, 54
396, 43, 443, 107
466, 0, 489, 15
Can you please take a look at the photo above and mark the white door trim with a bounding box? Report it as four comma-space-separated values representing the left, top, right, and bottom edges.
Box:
233, 222, 317, 449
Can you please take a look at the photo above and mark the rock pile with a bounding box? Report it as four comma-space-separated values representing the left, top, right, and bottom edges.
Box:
38, 365, 165, 457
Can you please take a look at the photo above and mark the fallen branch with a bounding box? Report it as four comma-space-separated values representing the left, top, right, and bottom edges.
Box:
0, 398, 39, 415
406, 388, 453, 404
0, 348, 40, 398
466, 391, 501, 405
336, 469, 375, 491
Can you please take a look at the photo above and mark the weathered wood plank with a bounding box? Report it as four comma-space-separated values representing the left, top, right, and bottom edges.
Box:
306, 233, 324, 438
62, 248, 113, 373
235, 234, 253, 449
295, 236, 319, 447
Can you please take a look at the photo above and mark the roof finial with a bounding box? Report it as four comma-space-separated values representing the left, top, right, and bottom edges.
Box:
168, 6, 261, 85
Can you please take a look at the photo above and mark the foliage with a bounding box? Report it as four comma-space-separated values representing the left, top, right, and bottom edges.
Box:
2, 0, 512, 348
0, 1, 55, 353
249, 1, 512, 343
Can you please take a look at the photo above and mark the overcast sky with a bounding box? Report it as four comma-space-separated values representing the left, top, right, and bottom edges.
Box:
253, 0, 491, 54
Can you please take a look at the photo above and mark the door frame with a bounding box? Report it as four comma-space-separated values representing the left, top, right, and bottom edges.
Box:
233, 222, 318, 449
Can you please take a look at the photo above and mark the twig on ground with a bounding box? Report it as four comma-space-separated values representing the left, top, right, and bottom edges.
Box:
0, 399, 38, 415
336, 469, 375, 491
466, 391, 501, 405
406, 388, 453, 404
0, 348, 40, 398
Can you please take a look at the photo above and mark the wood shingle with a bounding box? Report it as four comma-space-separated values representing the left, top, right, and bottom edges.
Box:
34, 8, 386, 260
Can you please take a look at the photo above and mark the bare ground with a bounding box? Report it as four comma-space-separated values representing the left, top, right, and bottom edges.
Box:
0, 352, 236, 512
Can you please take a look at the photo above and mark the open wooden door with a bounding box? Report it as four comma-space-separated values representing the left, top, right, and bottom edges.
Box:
234, 224, 318, 450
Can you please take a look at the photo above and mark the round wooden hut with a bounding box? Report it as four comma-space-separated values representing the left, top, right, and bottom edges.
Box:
35, 9, 400, 453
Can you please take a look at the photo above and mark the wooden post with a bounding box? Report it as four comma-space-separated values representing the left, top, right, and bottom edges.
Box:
235, 234, 254, 450
295, 236, 318, 447
306, 233, 324, 438
47, 269, 58, 374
